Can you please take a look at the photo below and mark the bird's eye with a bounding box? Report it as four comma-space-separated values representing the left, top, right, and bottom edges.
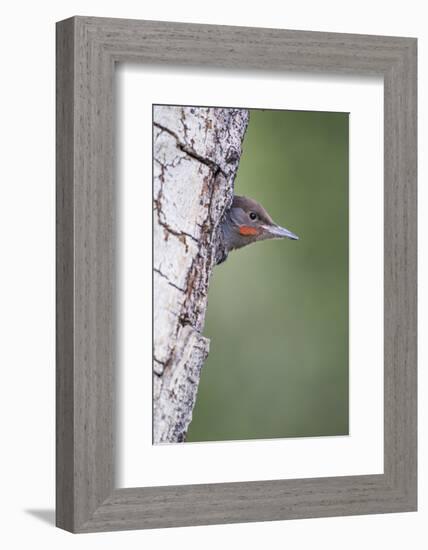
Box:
249, 212, 257, 221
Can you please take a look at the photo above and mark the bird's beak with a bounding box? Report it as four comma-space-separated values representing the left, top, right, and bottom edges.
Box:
263, 224, 299, 240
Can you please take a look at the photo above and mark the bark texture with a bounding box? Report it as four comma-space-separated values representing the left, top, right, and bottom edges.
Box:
153, 105, 249, 443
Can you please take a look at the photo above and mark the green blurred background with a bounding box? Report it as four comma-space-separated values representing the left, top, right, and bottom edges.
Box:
187, 109, 349, 443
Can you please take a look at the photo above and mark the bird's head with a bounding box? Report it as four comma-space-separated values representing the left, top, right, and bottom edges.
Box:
222, 195, 299, 254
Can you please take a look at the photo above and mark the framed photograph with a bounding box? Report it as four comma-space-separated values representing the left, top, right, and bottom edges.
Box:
56, 16, 417, 532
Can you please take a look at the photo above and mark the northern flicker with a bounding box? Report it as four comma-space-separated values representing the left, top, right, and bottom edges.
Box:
216, 195, 299, 264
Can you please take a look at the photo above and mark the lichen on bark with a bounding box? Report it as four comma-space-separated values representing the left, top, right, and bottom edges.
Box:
153, 105, 249, 443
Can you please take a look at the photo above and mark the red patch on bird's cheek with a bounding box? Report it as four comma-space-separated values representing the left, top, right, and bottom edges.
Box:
238, 225, 260, 236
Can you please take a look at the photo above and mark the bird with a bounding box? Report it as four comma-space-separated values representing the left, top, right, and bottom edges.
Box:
216, 195, 298, 264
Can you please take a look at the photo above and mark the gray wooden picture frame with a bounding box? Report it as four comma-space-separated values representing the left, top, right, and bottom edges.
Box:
56, 16, 417, 533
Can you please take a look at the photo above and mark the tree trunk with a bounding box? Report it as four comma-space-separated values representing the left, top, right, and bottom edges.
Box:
153, 105, 249, 443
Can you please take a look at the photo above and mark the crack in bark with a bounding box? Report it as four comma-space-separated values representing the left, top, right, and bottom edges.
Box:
153, 359, 165, 376
180, 106, 189, 141
155, 211, 198, 246
154, 121, 227, 179
154, 155, 199, 246
154, 267, 186, 293
154, 201, 198, 246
